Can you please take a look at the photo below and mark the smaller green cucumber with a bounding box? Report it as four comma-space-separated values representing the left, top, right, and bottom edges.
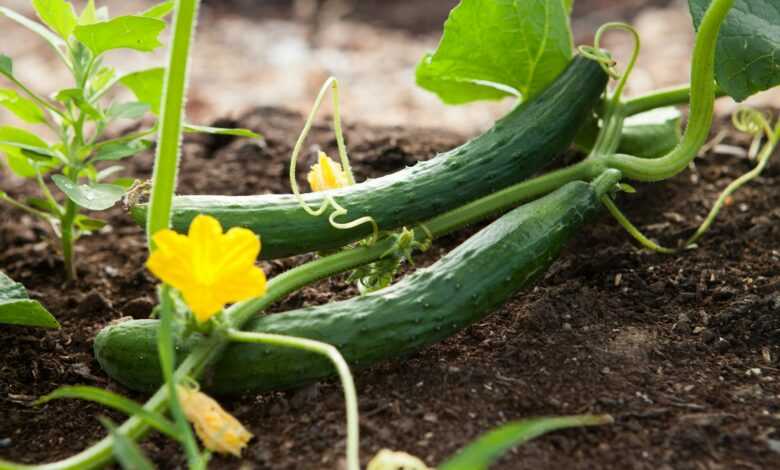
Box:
96, 179, 605, 395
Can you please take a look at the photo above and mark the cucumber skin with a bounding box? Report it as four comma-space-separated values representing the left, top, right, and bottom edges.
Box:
131, 57, 607, 260
97, 181, 601, 396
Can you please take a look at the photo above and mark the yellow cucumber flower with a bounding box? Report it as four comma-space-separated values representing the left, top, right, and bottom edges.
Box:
146, 214, 267, 323
177, 385, 253, 456
307, 151, 349, 192
367, 449, 432, 470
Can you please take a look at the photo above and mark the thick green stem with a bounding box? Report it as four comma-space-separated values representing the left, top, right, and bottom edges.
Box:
608, 0, 734, 181
226, 330, 360, 470
146, 0, 199, 246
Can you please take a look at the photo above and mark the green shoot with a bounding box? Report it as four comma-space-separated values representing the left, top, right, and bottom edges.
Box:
439, 415, 613, 470
226, 329, 361, 470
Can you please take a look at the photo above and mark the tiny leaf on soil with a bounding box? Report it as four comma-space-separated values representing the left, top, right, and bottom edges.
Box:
0, 271, 59, 329
416, 0, 574, 104
689, 0, 780, 101
51, 175, 125, 211
74, 15, 166, 56
32, 0, 78, 39
119, 67, 164, 114
439, 415, 613, 470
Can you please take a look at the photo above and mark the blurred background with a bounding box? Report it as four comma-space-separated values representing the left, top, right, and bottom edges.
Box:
1, 0, 777, 135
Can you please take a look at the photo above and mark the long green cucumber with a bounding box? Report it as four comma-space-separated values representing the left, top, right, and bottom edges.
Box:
97, 179, 603, 395
131, 56, 607, 259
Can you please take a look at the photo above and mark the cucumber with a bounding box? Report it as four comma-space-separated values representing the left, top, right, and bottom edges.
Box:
131, 56, 607, 259
97, 179, 603, 395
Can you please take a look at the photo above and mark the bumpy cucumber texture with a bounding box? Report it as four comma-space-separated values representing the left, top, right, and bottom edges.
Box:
132, 56, 607, 259
98, 179, 604, 395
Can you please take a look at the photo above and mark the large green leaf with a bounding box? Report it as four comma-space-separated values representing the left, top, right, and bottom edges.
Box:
51, 174, 125, 211
416, 0, 574, 104
0, 88, 47, 124
0, 271, 59, 329
32, 0, 78, 39
689, 0, 780, 101
439, 415, 613, 470
74, 16, 166, 56
119, 67, 164, 114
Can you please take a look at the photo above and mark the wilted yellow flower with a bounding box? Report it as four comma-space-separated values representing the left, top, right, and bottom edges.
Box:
146, 214, 267, 323
177, 385, 253, 456
367, 449, 432, 470
307, 151, 349, 192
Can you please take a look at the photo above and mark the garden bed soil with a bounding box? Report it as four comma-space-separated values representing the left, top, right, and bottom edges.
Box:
1, 106, 780, 469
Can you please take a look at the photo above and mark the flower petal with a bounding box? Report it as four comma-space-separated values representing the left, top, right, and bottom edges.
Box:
217, 227, 261, 276
147, 230, 194, 289
187, 215, 224, 284
181, 286, 225, 323
213, 265, 267, 304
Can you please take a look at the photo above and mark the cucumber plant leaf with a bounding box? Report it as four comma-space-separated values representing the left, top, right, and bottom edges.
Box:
31, 0, 78, 39
416, 0, 574, 104
119, 67, 164, 114
51, 174, 125, 211
74, 15, 166, 56
0, 88, 47, 124
689, 0, 780, 101
0, 271, 59, 329
439, 414, 613, 470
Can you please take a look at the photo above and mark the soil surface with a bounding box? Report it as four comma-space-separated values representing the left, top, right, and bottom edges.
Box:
2, 105, 780, 469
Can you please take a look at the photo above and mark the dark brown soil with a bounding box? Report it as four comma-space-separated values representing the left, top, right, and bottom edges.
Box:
2, 106, 780, 470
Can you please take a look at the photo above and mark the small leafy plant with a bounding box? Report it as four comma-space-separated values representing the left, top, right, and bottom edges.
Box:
0, 0, 258, 281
